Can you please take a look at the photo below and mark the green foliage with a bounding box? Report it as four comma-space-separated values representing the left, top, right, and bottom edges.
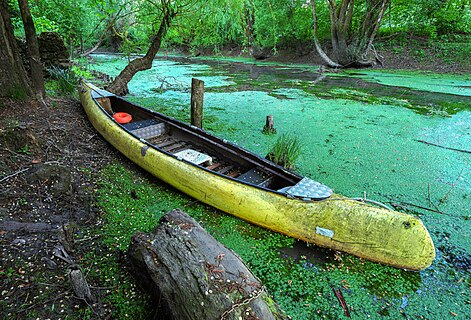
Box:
7, 0, 471, 57
71, 65, 93, 79
97, 164, 188, 250
81, 248, 151, 319
47, 67, 79, 95
382, 0, 471, 38
5, 85, 29, 101
31, 16, 59, 33
17, 144, 31, 155
266, 133, 303, 169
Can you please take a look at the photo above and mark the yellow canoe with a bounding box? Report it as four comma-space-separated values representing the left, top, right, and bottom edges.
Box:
79, 79, 435, 270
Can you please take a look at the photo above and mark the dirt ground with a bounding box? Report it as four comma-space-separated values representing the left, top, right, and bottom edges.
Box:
0, 49, 469, 319
0, 96, 121, 319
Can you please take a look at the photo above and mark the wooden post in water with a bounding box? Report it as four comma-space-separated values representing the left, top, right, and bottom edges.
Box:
191, 78, 204, 128
263, 115, 276, 134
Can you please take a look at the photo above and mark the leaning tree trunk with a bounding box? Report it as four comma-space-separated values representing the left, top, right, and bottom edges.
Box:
18, 0, 46, 105
355, 0, 390, 66
107, 10, 174, 96
127, 209, 290, 320
0, 0, 31, 98
311, 0, 341, 68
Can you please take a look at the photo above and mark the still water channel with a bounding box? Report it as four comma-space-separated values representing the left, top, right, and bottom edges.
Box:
89, 54, 470, 319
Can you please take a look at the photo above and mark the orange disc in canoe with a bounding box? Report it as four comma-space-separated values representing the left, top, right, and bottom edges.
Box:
113, 112, 132, 124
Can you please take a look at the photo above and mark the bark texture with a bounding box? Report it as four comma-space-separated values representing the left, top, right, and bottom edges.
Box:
0, 0, 31, 98
18, 0, 45, 98
127, 209, 290, 320
190, 78, 204, 128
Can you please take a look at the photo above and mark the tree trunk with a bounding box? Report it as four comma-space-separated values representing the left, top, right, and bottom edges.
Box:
18, 0, 46, 104
0, 0, 31, 98
107, 10, 174, 96
311, 0, 341, 68
81, 8, 123, 57
312, 0, 390, 67
127, 209, 290, 320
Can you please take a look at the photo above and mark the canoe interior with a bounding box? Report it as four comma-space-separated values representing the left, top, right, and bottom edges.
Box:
95, 94, 306, 195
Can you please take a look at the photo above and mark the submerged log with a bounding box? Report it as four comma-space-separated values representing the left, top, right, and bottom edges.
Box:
127, 209, 289, 320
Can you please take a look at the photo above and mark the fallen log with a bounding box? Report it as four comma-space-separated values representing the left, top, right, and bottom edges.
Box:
127, 209, 290, 320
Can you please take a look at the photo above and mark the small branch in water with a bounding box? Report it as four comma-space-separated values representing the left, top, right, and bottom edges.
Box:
416, 140, 471, 154
439, 168, 464, 206
427, 183, 441, 213
392, 202, 444, 215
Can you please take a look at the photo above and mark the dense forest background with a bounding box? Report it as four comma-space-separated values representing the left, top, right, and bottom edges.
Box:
2, 0, 470, 96
6, 0, 471, 61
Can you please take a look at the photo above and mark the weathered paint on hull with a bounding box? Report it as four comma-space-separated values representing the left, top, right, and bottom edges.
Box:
80, 81, 435, 270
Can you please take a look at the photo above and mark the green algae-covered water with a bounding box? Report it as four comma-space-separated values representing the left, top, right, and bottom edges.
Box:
89, 54, 470, 319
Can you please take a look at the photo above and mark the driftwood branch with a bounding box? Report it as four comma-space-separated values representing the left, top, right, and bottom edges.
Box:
127, 209, 289, 320
416, 139, 471, 154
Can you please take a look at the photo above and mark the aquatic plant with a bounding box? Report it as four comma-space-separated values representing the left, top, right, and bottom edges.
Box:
266, 133, 303, 169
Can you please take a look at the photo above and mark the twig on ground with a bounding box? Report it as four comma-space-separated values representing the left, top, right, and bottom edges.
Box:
333, 287, 351, 317
0, 167, 30, 183
427, 183, 442, 213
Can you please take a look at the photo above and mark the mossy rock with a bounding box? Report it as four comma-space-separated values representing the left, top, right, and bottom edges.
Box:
26, 163, 73, 195
0, 123, 39, 154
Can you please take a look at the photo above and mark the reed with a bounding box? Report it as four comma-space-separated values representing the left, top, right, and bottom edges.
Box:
266, 133, 302, 169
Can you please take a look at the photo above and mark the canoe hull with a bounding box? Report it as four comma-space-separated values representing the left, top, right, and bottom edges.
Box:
80, 81, 435, 270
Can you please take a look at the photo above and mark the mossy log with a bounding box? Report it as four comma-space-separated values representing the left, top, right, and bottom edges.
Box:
127, 209, 290, 320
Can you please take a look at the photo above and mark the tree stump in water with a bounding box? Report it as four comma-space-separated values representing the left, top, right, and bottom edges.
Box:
263, 115, 276, 135
127, 209, 290, 320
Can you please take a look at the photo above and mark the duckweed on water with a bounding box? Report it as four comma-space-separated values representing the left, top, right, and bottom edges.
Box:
90, 54, 470, 319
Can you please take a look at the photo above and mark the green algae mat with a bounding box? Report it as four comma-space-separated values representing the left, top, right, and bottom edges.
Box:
89, 54, 470, 319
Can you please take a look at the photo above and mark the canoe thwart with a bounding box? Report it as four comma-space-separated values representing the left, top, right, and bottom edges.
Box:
237, 167, 273, 187
284, 177, 333, 200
